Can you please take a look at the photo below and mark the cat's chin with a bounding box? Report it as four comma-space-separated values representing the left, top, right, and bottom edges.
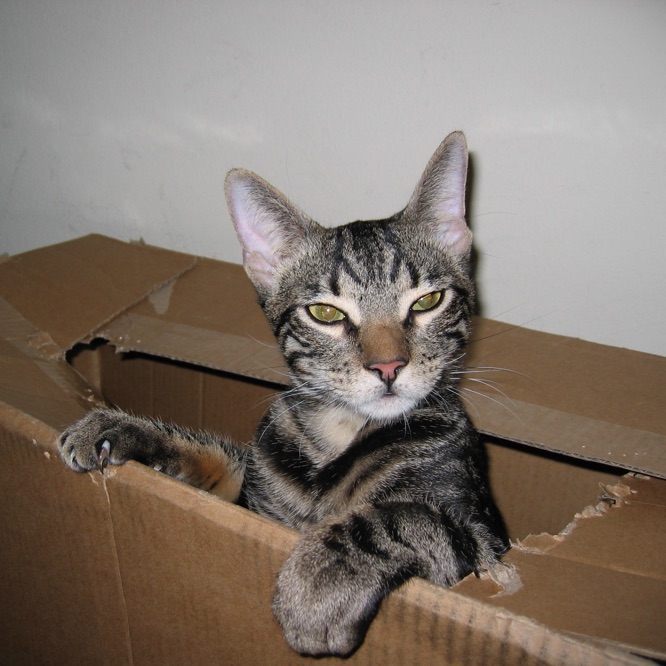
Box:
356, 393, 416, 424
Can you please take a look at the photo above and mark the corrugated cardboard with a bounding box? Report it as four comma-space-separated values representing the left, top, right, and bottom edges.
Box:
1, 235, 664, 664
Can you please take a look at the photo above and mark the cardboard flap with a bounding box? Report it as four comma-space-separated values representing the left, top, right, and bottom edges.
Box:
464, 319, 666, 478
101, 312, 284, 385
0, 296, 101, 430
98, 257, 284, 385
470, 396, 665, 479
0, 235, 197, 352
466, 319, 663, 435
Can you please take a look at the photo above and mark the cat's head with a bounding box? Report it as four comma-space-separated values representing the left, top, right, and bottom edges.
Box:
225, 132, 474, 424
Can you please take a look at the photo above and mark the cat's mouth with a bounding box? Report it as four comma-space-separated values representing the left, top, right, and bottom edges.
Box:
353, 385, 418, 423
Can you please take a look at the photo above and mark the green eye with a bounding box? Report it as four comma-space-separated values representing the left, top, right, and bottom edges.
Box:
411, 291, 443, 312
308, 304, 346, 323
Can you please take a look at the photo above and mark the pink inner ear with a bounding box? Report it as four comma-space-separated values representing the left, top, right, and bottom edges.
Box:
226, 175, 283, 291
436, 217, 472, 256
242, 250, 276, 291
439, 180, 466, 221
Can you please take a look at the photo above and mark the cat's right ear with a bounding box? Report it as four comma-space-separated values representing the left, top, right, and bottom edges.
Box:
225, 169, 313, 295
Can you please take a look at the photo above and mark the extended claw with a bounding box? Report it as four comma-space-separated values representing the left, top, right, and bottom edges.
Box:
98, 440, 111, 471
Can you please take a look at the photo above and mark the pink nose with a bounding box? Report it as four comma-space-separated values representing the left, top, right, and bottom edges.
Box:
366, 359, 407, 383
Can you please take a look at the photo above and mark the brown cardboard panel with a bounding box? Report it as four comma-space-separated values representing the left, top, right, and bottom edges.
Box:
0, 235, 197, 351
0, 405, 132, 664
550, 501, 666, 579
0, 343, 91, 430
99, 256, 285, 384
467, 318, 665, 434
101, 311, 285, 385
383, 582, 646, 666
456, 473, 666, 658
470, 395, 666, 479
104, 463, 643, 665
85, 343, 278, 443
0, 296, 99, 429
465, 318, 666, 478
624, 474, 666, 505
485, 439, 622, 540
105, 463, 301, 665
132, 256, 276, 345
200, 370, 278, 443
524, 477, 666, 580
455, 549, 666, 659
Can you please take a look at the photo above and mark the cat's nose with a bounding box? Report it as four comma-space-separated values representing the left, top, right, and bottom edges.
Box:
366, 358, 408, 384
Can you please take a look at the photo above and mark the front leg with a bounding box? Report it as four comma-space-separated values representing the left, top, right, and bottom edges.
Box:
58, 408, 246, 501
273, 501, 496, 657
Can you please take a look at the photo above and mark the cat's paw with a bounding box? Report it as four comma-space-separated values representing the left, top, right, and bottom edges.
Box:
58, 409, 141, 472
273, 569, 373, 657
273, 526, 381, 657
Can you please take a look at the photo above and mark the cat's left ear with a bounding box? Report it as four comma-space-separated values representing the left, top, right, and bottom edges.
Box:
225, 169, 314, 295
404, 131, 472, 257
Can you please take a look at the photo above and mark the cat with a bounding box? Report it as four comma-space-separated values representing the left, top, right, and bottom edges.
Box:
58, 131, 508, 657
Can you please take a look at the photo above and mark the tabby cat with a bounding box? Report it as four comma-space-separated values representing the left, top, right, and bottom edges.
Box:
58, 131, 508, 657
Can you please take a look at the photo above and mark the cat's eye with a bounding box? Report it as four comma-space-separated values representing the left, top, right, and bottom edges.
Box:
411, 291, 443, 312
308, 304, 346, 323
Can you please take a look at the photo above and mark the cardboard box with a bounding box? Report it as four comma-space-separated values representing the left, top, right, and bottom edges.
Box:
1, 234, 664, 664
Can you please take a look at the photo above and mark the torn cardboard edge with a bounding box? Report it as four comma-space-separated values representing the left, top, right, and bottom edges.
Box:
512, 484, 631, 556
452, 473, 666, 659
502, 476, 664, 577
474, 480, 641, 594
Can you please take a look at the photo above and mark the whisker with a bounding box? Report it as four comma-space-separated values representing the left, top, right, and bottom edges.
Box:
457, 365, 520, 377
245, 334, 280, 350
457, 386, 523, 424
468, 311, 559, 346
464, 377, 517, 408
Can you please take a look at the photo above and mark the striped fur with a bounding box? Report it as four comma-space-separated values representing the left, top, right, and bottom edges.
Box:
59, 132, 508, 657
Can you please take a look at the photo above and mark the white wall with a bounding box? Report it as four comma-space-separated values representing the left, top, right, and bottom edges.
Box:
1, 1, 664, 356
